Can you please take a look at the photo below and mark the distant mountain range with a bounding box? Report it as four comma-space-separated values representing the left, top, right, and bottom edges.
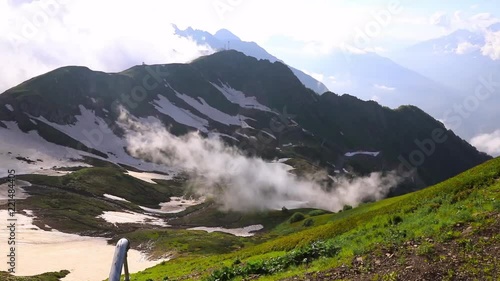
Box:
390, 23, 500, 139
0, 50, 490, 195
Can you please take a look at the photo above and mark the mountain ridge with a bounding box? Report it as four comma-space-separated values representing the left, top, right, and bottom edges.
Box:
0, 50, 490, 195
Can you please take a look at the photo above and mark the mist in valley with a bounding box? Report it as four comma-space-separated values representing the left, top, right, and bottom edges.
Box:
120, 111, 402, 212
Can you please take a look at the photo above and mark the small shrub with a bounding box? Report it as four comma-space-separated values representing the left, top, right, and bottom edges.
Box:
416, 242, 435, 256
289, 212, 306, 223
388, 215, 403, 225
308, 209, 326, 216
281, 206, 289, 213
206, 241, 341, 281
343, 205, 353, 211
303, 218, 314, 227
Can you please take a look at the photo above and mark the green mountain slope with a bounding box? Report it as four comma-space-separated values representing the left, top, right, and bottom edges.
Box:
126, 157, 500, 281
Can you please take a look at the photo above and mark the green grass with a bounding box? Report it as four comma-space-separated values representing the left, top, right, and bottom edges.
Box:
20, 167, 185, 208
15, 167, 192, 235
114, 229, 251, 259
129, 157, 500, 281
0, 270, 70, 281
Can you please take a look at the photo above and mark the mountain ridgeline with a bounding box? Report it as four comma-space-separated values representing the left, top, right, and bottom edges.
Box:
0, 50, 491, 195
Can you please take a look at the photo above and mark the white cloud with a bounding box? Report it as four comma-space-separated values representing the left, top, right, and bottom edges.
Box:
430, 12, 450, 27
301, 69, 325, 83
481, 30, 500, 60
121, 115, 401, 212
428, 11, 499, 32
374, 84, 395, 91
455, 41, 480, 54
471, 130, 500, 156
310, 73, 324, 82
0, 0, 219, 92
394, 17, 429, 25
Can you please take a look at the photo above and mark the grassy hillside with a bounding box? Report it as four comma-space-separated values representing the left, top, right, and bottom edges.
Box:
0, 271, 70, 281
15, 167, 188, 235
129, 157, 500, 281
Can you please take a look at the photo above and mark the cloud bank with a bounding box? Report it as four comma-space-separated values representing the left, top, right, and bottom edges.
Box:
471, 130, 500, 157
119, 113, 401, 212
0, 0, 214, 93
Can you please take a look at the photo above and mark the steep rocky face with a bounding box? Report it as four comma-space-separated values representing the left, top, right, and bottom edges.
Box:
0, 50, 491, 194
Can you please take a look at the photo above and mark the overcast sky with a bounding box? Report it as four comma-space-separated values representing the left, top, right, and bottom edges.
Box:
1, 0, 500, 93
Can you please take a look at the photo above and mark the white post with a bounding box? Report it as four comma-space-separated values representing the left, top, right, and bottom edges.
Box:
109, 238, 130, 281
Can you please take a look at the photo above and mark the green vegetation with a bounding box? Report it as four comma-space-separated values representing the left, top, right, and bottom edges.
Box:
16, 167, 189, 235
0, 270, 70, 281
21, 167, 182, 207
130, 157, 500, 281
288, 212, 306, 224
302, 218, 314, 227
308, 209, 327, 216
115, 229, 249, 259
342, 204, 353, 211
206, 241, 340, 281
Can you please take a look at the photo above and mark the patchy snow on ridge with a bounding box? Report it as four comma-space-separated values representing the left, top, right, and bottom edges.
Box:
268, 159, 294, 172
174, 89, 250, 126
97, 211, 169, 227
210, 82, 272, 112
0, 180, 31, 205
5, 104, 14, 112
34, 105, 131, 162
103, 194, 130, 203
0, 121, 90, 178
126, 170, 175, 184
32, 107, 173, 173
188, 224, 264, 237
208, 131, 239, 142
260, 130, 277, 140
240, 120, 254, 129
152, 94, 209, 132
140, 196, 205, 214
273, 158, 291, 163
344, 151, 380, 157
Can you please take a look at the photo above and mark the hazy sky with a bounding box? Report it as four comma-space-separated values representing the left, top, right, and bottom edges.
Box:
1, 1, 499, 154
1, 0, 499, 92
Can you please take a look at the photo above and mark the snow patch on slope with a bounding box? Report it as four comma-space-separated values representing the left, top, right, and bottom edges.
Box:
0, 210, 163, 281
152, 94, 209, 132
345, 151, 380, 157
188, 224, 263, 237
97, 211, 169, 227
125, 170, 175, 184
140, 196, 205, 214
208, 131, 239, 142
0, 121, 90, 177
103, 194, 130, 203
0, 180, 31, 204
175, 92, 248, 126
32, 106, 173, 173
210, 82, 272, 112
5, 104, 14, 112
